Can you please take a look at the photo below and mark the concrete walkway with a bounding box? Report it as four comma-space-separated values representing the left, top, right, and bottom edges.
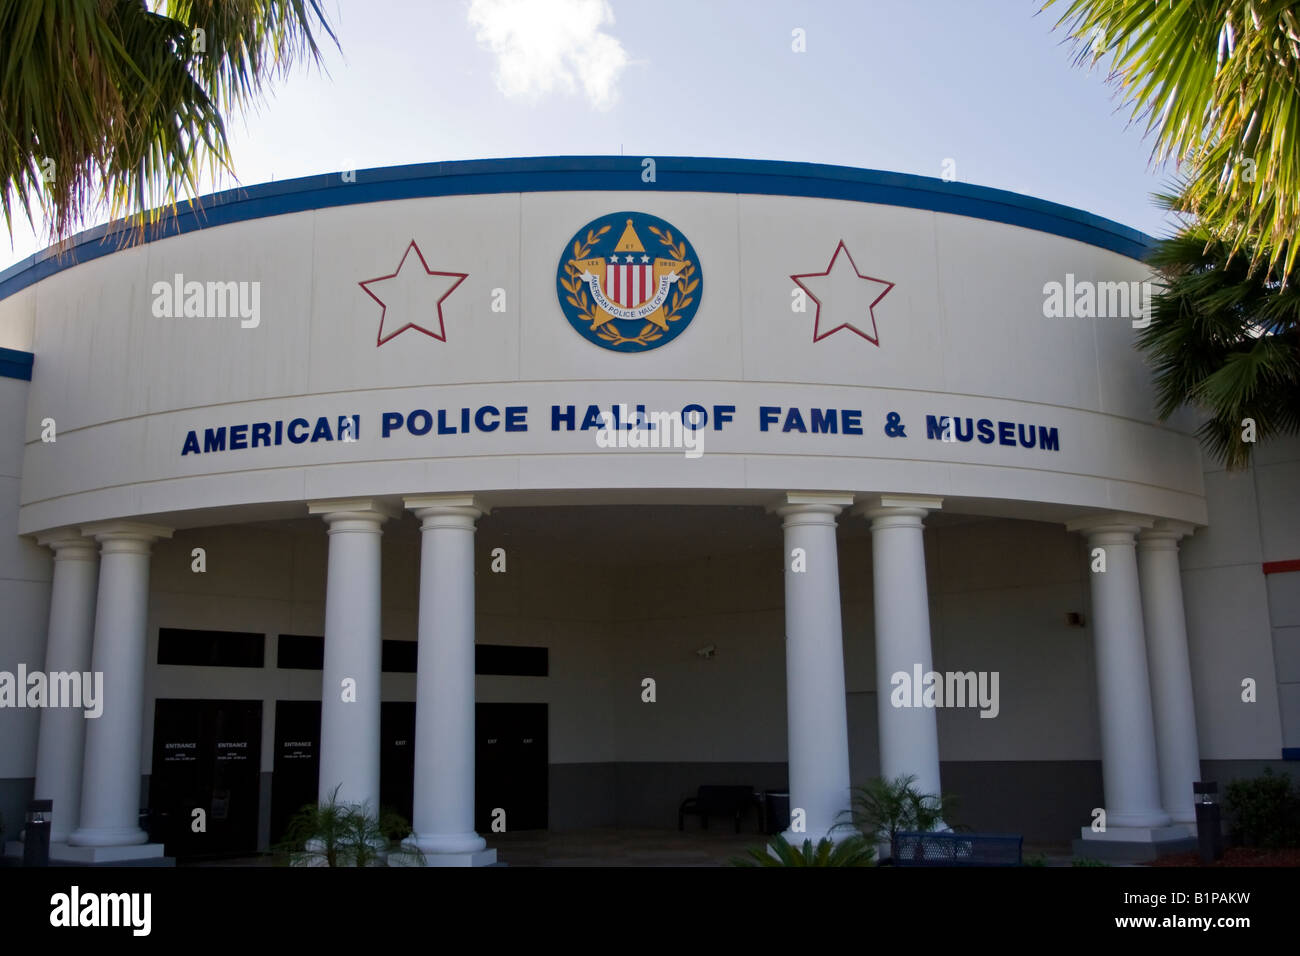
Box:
485, 827, 764, 867
172, 829, 1076, 867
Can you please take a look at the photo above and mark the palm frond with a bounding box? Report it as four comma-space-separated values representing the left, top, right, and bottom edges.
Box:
1044, 0, 1300, 277
276, 784, 423, 867
0, 0, 337, 246
1137, 228, 1300, 467
837, 774, 960, 847
731, 833, 876, 867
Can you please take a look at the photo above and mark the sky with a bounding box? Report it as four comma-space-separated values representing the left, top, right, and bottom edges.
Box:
2, 0, 1182, 271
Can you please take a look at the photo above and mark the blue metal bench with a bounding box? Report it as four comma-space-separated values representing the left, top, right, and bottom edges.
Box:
891, 831, 1023, 866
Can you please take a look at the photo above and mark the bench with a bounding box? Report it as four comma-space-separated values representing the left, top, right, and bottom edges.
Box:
890, 830, 1023, 866
678, 785, 758, 833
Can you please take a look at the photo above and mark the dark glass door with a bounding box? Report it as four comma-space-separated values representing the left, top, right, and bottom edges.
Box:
270, 700, 320, 846
151, 698, 262, 859
476, 703, 548, 832
380, 701, 416, 825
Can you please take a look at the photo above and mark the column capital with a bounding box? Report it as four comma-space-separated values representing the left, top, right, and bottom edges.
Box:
34, 527, 98, 559
404, 493, 489, 524
856, 494, 943, 526
78, 520, 174, 542
308, 498, 399, 529
765, 490, 854, 519
1138, 519, 1198, 551
1065, 512, 1154, 539
78, 521, 173, 554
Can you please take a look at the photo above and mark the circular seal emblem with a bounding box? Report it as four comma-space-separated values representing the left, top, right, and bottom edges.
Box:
556, 211, 702, 352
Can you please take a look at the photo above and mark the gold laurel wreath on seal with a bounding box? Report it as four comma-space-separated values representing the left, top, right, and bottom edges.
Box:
559, 223, 699, 348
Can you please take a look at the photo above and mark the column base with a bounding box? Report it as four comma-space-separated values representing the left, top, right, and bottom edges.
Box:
67, 826, 149, 847
404, 831, 487, 854
394, 848, 497, 868
1074, 826, 1197, 862
779, 827, 850, 846
49, 841, 171, 865
1103, 809, 1172, 828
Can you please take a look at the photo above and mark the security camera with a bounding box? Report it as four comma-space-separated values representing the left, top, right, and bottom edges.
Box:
696, 644, 716, 659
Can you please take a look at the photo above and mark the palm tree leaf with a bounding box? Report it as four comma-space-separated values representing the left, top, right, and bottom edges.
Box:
1137, 227, 1300, 466
0, 0, 338, 246
1045, 0, 1300, 277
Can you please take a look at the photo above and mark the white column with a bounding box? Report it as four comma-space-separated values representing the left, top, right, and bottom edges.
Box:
307, 499, 393, 812
32, 529, 99, 844
69, 522, 172, 848
403, 494, 495, 866
1138, 520, 1201, 826
772, 492, 854, 843
1067, 515, 1170, 831
861, 495, 944, 807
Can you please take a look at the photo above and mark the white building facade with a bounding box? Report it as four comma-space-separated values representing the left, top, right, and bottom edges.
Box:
0, 157, 1295, 865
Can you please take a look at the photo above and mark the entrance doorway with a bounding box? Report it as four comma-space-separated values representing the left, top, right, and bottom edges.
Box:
476, 702, 548, 832
269, 700, 320, 846
381, 702, 416, 824
150, 698, 262, 859
263, 700, 548, 840
269, 701, 419, 841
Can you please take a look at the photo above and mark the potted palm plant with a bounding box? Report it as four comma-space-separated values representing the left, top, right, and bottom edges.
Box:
840, 774, 959, 863
278, 785, 423, 867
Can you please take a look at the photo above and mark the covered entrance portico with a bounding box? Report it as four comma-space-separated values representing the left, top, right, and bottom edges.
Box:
25, 488, 1204, 865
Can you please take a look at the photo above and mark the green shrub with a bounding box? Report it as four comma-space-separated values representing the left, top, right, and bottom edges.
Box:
731, 833, 876, 867
1072, 857, 1111, 867
840, 774, 960, 848
1224, 768, 1300, 848
276, 785, 423, 866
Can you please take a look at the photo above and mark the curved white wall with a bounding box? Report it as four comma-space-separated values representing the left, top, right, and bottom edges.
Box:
0, 188, 1204, 533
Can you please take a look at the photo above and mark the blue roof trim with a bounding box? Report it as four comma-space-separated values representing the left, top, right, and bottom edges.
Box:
0, 156, 1158, 303
0, 346, 34, 382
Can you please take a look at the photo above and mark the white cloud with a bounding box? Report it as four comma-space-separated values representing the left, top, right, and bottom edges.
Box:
467, 0, 631, 111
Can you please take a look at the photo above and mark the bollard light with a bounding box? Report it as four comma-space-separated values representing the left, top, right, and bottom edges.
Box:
1192, 781, 1222, 864
22, 799, 53, 867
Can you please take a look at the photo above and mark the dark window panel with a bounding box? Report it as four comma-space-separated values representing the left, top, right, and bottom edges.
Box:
382, 640, 418, 674
276, 634, 324, 670
157, 628, 264, 668
475, 644, 548, 677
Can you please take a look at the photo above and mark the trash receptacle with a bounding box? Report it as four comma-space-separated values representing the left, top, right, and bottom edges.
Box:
764, 791, 790, 835
22, 799, 52, 867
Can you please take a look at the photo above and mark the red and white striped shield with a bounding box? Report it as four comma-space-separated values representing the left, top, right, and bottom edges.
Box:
604, 260, 657, 308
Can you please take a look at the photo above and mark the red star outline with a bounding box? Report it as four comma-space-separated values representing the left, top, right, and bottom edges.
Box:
790, 240, 895, 345
359, 240, 468, 347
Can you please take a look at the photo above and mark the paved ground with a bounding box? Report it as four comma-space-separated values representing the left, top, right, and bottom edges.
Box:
173, 829, 1079, 867
486, 827, 764, 867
